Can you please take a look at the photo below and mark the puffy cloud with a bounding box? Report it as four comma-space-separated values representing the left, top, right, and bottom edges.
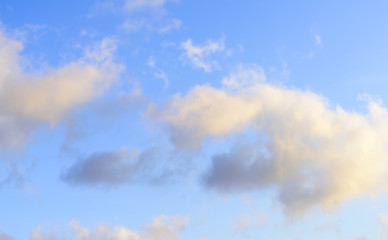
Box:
0, 233, 13, 240
152, 65, 388, 215
30, 215, 187, 240
180, 38, 225, 72
0, 29, 122, 149
148, 85, 261, 150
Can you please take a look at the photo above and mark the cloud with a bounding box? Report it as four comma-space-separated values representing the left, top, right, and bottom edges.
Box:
148, 56, 169, 87
310, 28, 322, 47
61, 146, 188, 187
30, 215, 187, 240
180, 38, 225, 72
125, 0, 176, 11
0, 29, 122, 150
157, 19, 182, 33
315, 34, 322, 46
148, 65, 263, 149
151, 65, 388, 215
0, 233, 13, 240
222, 64, 266, 88
61, 149, 140, 186
233, 210, 267, 232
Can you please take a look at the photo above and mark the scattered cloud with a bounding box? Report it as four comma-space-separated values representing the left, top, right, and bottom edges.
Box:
120, 18, 182, 33
233, 210, 267, 233
157, 19, 182, 33
310, 27, 322, 47
0, 233, 13, 240
125, 0, 177, 11
315, 34, 322, 46
31, 215, 187, 240
148, 56, 169, 87
152, 65, 388, 216
222, 64, 266, 88
180, 38, 225, 72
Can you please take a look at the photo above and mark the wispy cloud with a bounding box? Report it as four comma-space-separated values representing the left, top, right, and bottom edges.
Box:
233, 210, 267, 233
30, 215, 187, 240
180, 38, 225, 72
148, 56, 169, 88
157, 18, 182, 33
315, 34, 322, 46
125, 0, 177, 11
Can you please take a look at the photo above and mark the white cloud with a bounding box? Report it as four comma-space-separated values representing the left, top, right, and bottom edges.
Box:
151, 65, 388, 215
0, 29, 122, 149
180, 38, 225, 72
30, 215, 187, 240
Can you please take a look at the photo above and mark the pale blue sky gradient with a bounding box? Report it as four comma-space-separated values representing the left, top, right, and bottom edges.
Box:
1, 1, 388, 240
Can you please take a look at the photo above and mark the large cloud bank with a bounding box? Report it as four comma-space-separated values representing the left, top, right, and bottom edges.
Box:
151, 65, 388, 215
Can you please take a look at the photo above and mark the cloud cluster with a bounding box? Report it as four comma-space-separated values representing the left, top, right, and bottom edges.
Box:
30, 215, 187, 240
151, 65, 388, 215
180, 38, 225, 72
0, 29, 122, 149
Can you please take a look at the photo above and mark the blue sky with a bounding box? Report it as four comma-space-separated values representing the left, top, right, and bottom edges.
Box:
1, 1, 388, 239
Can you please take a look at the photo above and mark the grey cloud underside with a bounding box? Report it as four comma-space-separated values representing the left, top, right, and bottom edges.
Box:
61, 147, 189, 187
204, 143, 273, 192
203, 143, 333, 214
61, 150, 138, 186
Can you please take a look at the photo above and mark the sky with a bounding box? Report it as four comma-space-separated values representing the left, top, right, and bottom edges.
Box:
2, 0, 388, 239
